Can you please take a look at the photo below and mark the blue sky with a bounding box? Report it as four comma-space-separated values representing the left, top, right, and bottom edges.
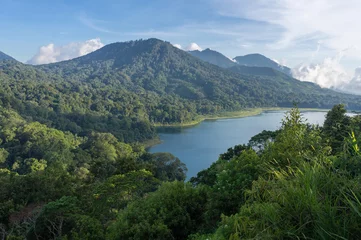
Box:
2, 0, 361, 91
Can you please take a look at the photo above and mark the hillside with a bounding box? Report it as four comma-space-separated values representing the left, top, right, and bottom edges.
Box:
233, 53, 292, 76
228, 65, 284, 77
1, 38, 361, 143
37, 38, 361, 109
188, 48, 236, 68
0, 51, 15, 61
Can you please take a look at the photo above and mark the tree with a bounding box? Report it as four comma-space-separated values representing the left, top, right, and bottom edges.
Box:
323, 104, 351, 153
140, 152, 187, 181
107, 181, 208, 240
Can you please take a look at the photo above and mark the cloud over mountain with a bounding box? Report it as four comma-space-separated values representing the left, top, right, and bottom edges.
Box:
291, 54, 349, 89
27, 38, 104, 65
185, 43, 202, 51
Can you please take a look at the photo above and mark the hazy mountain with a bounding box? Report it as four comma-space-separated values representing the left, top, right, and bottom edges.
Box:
0, 51, 16, 61
188, 48, 236, 68
233, 53, 292, 76
228, 65, 284, 77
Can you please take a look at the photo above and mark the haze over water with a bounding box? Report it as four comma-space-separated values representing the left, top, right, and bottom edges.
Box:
149, 111, 328, 178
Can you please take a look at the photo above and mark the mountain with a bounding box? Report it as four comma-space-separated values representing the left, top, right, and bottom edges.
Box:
228, 65, 284, 77
1, 38, 361, 144
233, 53, 292, 76
0, 50, 15, 61
188, 48, 236, 68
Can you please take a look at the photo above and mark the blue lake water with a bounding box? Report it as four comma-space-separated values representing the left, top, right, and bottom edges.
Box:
148, 111, 328, 178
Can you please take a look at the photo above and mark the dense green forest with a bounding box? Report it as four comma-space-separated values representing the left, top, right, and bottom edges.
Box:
233, 53, 292, 76
2, 38, 361, 144
2, 105, 361, 239
2, 38, 361, 239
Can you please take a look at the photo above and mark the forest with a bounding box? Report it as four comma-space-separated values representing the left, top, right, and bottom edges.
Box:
2, 38, 361, 146
1, 104, 361, 239
2, 39, 361, 239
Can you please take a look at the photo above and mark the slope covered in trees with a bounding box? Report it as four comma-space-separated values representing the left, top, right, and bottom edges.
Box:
1, 39, 361, 145
234, 53, 292, 76
0, 51, 15, 61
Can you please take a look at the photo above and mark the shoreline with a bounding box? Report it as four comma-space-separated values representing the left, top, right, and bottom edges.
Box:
142, 137, 162, 149
152, 107, 329, 128
144, 107, 329, 148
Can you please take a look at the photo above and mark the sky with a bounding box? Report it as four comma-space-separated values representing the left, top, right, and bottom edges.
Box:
2, 0, 361, 92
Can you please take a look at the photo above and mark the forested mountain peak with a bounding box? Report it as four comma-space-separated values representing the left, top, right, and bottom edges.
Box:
47, 38, 188, 67
0, 50, 16, 61
188, 47, 236, 68
233, 53, 291, 76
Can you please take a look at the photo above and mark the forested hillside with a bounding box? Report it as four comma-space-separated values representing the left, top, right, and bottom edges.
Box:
1, 39, 361, 145
2, 39, 361, 238
0, 51, 15, 61
233, 53, 292, 76
2, 105, 361, 239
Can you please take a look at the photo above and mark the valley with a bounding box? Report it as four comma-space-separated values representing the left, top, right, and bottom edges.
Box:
1, 38, 361, 239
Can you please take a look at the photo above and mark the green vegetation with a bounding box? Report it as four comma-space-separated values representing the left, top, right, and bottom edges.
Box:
1, 38, 361, 145
1, 104, 361, 239
233, 53, 292, 76
2, 38, 361, 239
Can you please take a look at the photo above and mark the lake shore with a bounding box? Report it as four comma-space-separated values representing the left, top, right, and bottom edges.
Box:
144, 107, 329, 148
152, 107, 329, 128
142, 137, 162, 149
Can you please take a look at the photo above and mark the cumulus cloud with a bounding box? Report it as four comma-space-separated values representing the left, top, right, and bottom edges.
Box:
340, 67, 361, 94
173, 44, 182, 49
28, 38, 104, 65
213, 0, 361, 93
291, 49, 361, 94
292, 58, 349, 89
185, 43, 202, 51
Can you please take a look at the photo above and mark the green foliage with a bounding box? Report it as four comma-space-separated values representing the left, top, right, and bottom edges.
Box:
203, 149, 262, 230
2, 37, 361, 239
0, 107, 187, 239
323, 104, 351, 153
248, 129, 280, 151
2, 38, 361, 147
140, 152, 187, 181
107, 181, 208, 240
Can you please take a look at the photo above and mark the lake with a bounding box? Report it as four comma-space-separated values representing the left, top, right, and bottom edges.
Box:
148, 111, 328, 179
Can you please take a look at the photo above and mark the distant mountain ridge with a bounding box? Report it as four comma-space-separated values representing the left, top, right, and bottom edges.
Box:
0, 51, 15, 61
233, 53, 292, 76
188, 48, 236, 68
187, 48, 292, 77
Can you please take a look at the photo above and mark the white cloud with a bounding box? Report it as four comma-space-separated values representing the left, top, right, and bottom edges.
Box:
78, 14, 116, 34
214, 0, 361, 53
173, 44, 182, 49
339, 67, 361, 94
28, 38, 104, 65
292, 57, 349, 89
272, 59, 280, 64
185, 43, 202, 51
214, 0, 361, 93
